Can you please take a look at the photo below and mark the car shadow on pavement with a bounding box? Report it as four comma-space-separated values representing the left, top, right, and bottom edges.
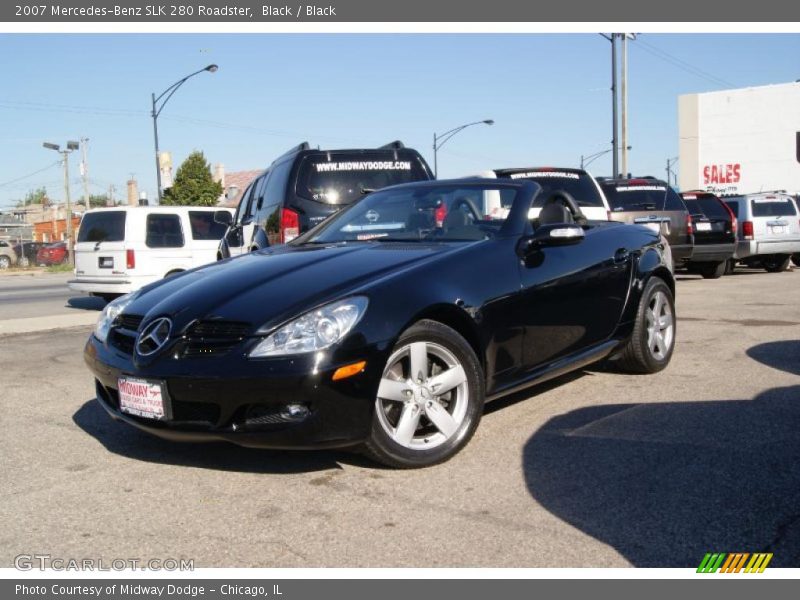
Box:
747, 340, 800, 376
67, 296, 107, 311
522, 384, 800, 567
72, 400, 373, 474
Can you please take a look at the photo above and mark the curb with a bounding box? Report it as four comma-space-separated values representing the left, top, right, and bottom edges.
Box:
0, 312, 98, 336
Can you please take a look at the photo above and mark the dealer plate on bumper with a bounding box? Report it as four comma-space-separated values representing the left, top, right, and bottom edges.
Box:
118, 377, 169, 420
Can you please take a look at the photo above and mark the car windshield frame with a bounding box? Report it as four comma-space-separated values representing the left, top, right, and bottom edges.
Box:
292, 181, 534, 246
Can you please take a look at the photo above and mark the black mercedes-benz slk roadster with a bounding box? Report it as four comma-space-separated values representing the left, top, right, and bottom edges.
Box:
85, 179, 676, 468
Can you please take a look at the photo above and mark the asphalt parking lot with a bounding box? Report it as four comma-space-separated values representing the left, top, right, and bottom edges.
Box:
1, 269, 798, 568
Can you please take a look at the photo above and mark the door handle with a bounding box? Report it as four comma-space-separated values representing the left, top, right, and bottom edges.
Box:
614, 248, 630, 263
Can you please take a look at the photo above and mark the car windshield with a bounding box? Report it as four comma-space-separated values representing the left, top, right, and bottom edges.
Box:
77, 211, 126, 243
751, 198, 797, 217
602, 181, 677, 212
296, 153, 430, 206
300, 184, 518, 245
497, 169, 605, 208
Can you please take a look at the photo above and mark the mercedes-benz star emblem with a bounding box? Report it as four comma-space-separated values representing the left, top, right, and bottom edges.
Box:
136, 317, 173, 356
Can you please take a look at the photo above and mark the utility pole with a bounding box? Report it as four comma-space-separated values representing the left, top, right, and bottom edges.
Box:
621, 35, 628, 178
62, 153, 73, 264
80, 137, 90, 211
108, 184, 116, 206
600, 34, 620, 179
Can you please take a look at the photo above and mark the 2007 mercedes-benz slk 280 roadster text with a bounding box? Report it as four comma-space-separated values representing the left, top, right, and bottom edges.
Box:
85, 179, 676, 468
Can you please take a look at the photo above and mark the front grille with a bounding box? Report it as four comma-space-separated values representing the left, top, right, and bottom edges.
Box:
115, 314, 143, 332
183, 320, 251, 357
171, 400, 220, 425
109, 329, 136, 354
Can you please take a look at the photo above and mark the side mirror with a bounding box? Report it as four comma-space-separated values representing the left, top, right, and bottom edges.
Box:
518, 224, 585, 256
214, 211, 233, 226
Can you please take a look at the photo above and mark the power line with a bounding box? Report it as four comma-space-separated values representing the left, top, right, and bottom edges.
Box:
634, 39, 737, 89
0, 161, 61, 188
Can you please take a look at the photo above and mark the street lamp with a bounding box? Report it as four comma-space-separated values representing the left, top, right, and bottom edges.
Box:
581, 145, 631, 170
151, 64, 218, 202
432, 119, 494, 178
666, 156, 679, 187
43, 140, 80, 266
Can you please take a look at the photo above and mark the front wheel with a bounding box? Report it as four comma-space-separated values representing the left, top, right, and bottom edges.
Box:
615, 277, 676, 374
364, 320, 484, 468
763, 254, 791, 273
0, 256, 10, 269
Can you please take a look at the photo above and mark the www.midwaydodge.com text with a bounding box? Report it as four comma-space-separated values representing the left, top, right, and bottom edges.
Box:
15, 4, 336, 18
16, 585, 283, 597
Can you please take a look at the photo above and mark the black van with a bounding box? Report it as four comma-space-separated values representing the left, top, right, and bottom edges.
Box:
218, 141, 433, 258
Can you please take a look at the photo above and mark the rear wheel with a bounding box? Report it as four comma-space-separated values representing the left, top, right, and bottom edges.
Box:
763, 254, 791, 273
0, 256, 10, 269
615, 277, 675, 374
792, 254, 800, 267
724, 258, 736, 275
364, 320, 484, 469
698, 261, 726, 279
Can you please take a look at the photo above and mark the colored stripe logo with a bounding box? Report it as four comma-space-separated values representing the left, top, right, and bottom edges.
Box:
697, 552, 773, 573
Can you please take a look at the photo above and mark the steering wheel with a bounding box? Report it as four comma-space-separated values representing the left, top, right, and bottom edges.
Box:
450, 196, 482, 222
542, 190, 588, 225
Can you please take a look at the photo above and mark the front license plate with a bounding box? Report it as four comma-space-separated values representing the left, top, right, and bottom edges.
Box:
118, 377, 167, 420
695, 222, 712, 231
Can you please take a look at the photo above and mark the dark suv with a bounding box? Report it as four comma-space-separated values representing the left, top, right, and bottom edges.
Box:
680, 191, 737, 278
218, 141, 433, 258
598, 177, 693, 269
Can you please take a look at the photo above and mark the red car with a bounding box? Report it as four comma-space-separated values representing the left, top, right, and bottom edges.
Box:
36, 242, 69, 266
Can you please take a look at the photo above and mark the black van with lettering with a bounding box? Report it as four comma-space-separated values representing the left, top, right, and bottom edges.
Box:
218, 141, 433, 258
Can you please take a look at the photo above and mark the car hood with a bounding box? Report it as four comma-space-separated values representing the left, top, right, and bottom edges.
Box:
126, 242, 463, 334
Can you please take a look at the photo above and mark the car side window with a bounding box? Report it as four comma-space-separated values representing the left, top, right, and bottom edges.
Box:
146, 214, 185, 248
725, 199, 740, 217
258, 160, 294, 229
664, 189, 686, 211
189, 211, 229, 240
234, 183, 255, 225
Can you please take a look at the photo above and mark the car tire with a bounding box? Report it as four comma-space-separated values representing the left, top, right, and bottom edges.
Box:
792, 253, 800, 267
19, 257, 30, 268
763, 254, 791, 273
363, 319, 485, 468
724, 258, 736, 275
699, 261, 726, 279
0, 256, 10, 269
615, 276, 676, 374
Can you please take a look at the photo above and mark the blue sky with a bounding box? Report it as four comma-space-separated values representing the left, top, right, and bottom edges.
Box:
1, 33, 798, 208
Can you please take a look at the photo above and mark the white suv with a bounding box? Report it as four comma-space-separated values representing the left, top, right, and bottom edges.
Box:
723, 192, 800, 272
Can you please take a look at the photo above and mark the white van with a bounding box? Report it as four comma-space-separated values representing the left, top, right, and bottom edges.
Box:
69, 206, 234, 299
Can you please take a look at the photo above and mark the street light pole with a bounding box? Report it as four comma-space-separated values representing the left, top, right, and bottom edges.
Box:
432, 119, 494, 178
151, 64, 218, 202
581, 145, 631, 171
600, 34, 620, 179
43, 140, 79, 266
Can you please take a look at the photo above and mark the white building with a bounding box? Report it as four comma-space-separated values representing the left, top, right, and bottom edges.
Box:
678, 81, 800, 195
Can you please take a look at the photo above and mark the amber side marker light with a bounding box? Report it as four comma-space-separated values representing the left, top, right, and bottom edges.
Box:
332, 361, 367, 381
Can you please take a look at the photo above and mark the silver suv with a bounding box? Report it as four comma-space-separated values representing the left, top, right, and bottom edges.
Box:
0, 240, 18, 269
723, 192, 800, 272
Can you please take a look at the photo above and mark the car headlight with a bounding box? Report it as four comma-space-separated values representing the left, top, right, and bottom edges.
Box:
249, 297, 368, 358
94, 292, 139, 343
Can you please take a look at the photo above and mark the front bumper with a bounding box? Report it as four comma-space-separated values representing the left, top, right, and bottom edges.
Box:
84, 333, 392, 449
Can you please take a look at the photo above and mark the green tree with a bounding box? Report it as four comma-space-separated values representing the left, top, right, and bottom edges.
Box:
16, 187, 48, 207
161, 151, 223, 206
88, 194, 114, 208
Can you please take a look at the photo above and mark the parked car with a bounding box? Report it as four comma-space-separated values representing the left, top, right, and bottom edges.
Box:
679, 191, 737, 278
0, 240, 17, 269
12, 241, 45, 267
598, 177, 693, 270
36, 242, 69, 266
471, 167, 611, 221
723, 192, 800, 272
68, 206, 234, 301
85, 179, 675, 468
218, 140, 434, 259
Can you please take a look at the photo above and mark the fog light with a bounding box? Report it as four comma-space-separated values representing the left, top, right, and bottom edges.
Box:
280, 403, 309, 421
